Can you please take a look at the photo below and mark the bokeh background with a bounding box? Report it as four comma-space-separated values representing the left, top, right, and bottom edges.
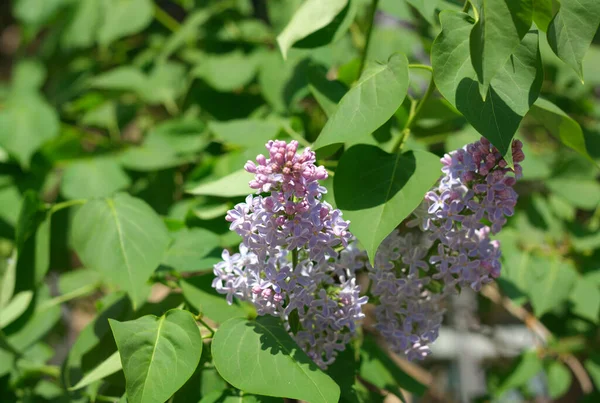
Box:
0, 0, 599, 402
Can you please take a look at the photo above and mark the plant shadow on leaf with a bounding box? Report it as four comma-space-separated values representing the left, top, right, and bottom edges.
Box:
243, 319, 320, 373
335, 145, 416, 210
282, 59, 311, 109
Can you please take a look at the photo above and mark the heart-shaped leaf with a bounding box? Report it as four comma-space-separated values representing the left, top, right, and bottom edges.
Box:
334, 145, 441, 265
61, 158, 131, 200
313, 53, 409, 151
547, 0, 600, 79
212, 316, 340, 403
432, 11, 542, 155
469, 0, 532, 97
72, 193, 170, 309
110, 309, 203, 403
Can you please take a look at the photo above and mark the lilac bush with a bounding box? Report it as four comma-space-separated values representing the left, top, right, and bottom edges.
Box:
214, 138, 523, 366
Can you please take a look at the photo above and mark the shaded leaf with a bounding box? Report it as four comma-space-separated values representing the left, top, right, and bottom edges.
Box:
546, 361, 572, 398
162, 228, 221, 273
334, 145, 441, 263
470, 0, 533, 97
307, 64, 348, 117
529, 257, 577, 317
569, 275, 600, 323
276, 0, 348, 59
69, 351, 122, 391
496, 351, 542, 395
432, 11, 542, 155
209, 119, 281, 149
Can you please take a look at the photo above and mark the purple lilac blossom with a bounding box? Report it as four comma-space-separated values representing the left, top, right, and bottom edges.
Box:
369, 137, 523, 360
213, 140, 366, 368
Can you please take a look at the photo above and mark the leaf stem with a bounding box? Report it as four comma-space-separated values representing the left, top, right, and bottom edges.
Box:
392, 74, 436, 153
408, 63, 433, 73
49, 199, 87, 214
358, 0, 381, 77
195, 315, 216, 338
292, 248, 298, 270
154, 4, 181, 33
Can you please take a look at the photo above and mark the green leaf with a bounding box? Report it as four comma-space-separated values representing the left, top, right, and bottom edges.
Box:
209, 119, 281, 149
69, 351, 122, 391
470, 0, 533, 98
546, 361, 572, 398
585, 354, 600, 390
201, 389, 283, 403
257, 52, 310, 113
432, 11, 543, 155
359, 335, 427, 399
528, 257, 577, 317
110, 309, 203, 403
61, 158, 131, 200
532, 0, 555, 32
72, 193, 170, 309
313, 53, 409, 150
186, 169, 253, 198
293, 0, 357, 50
529, 98, 597, 166
89, 66, 147, 92
212, 316, 340, 403
276, 0, 348, 59
569, 275, 600, 323
62, 0, 102, 49
308, 64, 348, 117
547, 0, 600, 79
496, 351, 542, 395
546, 178, 600, 210
162, 228, 221, 273
0, 251, 17, 309
405, 0, 439, 25
0, 178, 22, 227
181, 276, 248, 324
334, 145, 441, 263
193, 51, 259, 92
0, 291, 33, 329
0, 92, 59, 168
97, 0, 154, 46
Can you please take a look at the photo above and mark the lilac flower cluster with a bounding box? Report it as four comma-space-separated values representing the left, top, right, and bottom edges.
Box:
367, 138, 523, 360
213, 140, 367, 368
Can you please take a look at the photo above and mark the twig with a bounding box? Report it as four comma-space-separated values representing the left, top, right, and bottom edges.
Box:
481, 284, 593, 394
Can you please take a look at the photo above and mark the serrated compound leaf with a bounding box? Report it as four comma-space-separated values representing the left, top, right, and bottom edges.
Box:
181, 276, 248, 324
546, 361, 572, 398
529, 98, 597, 166
470, 0, 533, 97
72, 193, 170, 309
209, 119, 281, 149
528, 257, 577, 317
162, 228, 221, 273
334, 145, 441, 263
547, 0, 600, 79
186, 169, 254, 197
569, 276, 600, 323
313, 53, 409, 151
0, 291, 33, 329
212, 316, 340, 403
432, 11, 542, 155
110, 309, 203, 403
69, 351, 122, 391
359, 335, 426, 399
61, 158, 131, 200
276, 0, 348, 59
97, 0, 154, 46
